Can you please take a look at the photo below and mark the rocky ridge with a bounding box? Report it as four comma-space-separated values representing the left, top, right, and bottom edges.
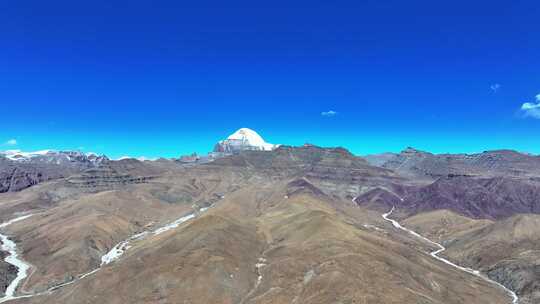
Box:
0, 151, 108, 193
365, 147, 540, 179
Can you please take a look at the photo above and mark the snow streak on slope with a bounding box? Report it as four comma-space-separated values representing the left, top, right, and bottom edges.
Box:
101, 206, 207, 265
0, 205, 213, 303
382, 207, 519, 304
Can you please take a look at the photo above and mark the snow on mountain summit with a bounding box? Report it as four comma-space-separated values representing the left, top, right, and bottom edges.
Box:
227, 128, 275, 150
0, 149, 108, 165
214, 128, 278, 153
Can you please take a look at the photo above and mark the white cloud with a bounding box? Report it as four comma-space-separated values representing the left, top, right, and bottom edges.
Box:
490, 83, 501, 93
4, 139, 17, 146
321, 110, 338, 117
521, 93, 540, 119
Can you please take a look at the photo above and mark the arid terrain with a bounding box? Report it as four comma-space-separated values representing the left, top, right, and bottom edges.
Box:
1, 137, 539, 304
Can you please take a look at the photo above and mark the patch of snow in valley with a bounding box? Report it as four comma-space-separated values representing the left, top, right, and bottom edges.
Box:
151, 213, 196, 236
382, 207, 519, 304
303, 269, 315, 285
101, 231, 149, 265
0, 214, 33, 303
240, 257, 267, 304
255, 258, 267, 285
362, 224, 385, 232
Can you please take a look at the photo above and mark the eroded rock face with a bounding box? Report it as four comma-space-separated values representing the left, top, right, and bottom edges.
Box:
65, 160, 162, 192
0, 160, 63, 193
490, 263, 540, 304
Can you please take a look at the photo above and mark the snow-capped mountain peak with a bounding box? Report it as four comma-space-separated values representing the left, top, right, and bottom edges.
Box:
214, 128, 278, 153
227, 128, 274, 149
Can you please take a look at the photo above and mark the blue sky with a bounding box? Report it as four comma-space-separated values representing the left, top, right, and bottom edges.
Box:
1, 0, 539, 159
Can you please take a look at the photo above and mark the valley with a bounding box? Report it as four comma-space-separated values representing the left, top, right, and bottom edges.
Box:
1, 129, 539, 303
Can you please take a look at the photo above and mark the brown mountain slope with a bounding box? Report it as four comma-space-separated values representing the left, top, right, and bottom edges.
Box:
403, 209, 493, 241
404, 210, 540, 304
354, 176, 540, 220
402, 176, 540, 219
8, 177, 512, 304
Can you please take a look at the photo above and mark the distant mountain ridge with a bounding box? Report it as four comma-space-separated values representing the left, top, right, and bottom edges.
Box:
3, 134, 540, 196
0, 150, 109, 193
365, 147, 540, 178
0, 150, 108, 166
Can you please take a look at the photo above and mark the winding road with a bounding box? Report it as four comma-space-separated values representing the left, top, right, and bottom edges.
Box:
382, 206, 519, 304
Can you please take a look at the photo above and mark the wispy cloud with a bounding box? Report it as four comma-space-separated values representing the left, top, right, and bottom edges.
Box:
521, 94, 540, 119
4, 139, 17, 146
490, 83, 501, 93
321, 110, 338, 117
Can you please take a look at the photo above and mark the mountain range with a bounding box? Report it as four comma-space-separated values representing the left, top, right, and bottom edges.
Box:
0, 128, 539, 304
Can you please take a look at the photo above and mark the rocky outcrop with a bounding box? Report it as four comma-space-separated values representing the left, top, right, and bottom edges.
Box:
286, 178, 327, 198
64, 158, 170, 192
66, 166, 155, 191
353, 186, 404, 212
0, 246, 17, 297
487, 261, 540, 304
0, 160, 64, 193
